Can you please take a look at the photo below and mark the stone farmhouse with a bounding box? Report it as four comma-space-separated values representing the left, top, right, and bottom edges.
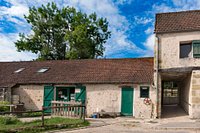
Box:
1, 10, 200, 119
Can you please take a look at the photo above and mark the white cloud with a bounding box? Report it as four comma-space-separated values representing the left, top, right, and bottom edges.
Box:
144, 34, 154, 51
145, 27, 154, 35
0, 33, 37, 61
114, 0, 133, 5
105, 29, 145, 57
134, 16, 153, 25
0, 0, 144, 61
152, 0, 200, 14
0, 4, 29, 18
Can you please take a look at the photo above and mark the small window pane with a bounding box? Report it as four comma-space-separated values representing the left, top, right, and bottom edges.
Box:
180, 43, 191, 58
140, 86, 149, 98
14, 68, 25, 73
37, 68, 49, 73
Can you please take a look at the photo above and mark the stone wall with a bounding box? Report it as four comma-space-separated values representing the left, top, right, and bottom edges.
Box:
157, 31, 200, 69
12, 85, 44, 110
86, 84, 121, 116
179, 74, 192, 115
191, 70, 200, 118
12, 83, 156, 118
155, 31, 200, 118
86, 84, 156, 118
134, 84, 157, 118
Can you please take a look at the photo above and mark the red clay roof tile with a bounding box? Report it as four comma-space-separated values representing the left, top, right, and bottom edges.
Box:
0, 58, 154, 87
155, 10, 200, 34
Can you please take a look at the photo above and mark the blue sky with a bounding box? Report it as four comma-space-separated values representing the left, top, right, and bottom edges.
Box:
0, 0, 200, 61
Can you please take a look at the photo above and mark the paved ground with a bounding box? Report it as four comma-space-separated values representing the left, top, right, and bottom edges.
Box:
161, 105, 189, 119
54, 117, 200, 133
21, 105, 200, 133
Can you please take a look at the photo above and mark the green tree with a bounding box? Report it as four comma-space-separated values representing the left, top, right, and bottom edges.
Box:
15, 2, 111, 60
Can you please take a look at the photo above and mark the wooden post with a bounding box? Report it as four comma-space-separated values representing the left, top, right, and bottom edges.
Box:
2, 88, 5, 101
9, 105, 12, 112
42, 106, 44, 127
83, 106, 85, 122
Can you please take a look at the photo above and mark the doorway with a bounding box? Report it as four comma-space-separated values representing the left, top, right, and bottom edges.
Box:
121, 87, 133, 116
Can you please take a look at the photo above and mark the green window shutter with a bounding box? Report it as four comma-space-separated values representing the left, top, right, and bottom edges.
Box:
43, 86, 54, 113
193, 40, 200, 58
140, 86, 149, 98
75, 86, 86, 105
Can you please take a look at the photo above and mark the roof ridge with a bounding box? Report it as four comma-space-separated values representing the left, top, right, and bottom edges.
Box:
0, 57, 154, 63
156, 9, 200, 15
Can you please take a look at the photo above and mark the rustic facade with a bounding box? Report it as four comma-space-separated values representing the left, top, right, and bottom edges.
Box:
155, 10, 200, 118
0, 58, 155, 118
1, 10, 200, 119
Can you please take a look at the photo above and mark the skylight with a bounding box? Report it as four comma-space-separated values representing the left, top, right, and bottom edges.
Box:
14, 68, 25, 73
37, 68, 49, 73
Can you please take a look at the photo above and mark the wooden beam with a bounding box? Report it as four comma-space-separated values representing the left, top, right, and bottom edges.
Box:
159, 66, 200, 73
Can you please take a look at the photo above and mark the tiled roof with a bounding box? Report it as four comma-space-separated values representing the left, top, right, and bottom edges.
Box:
0, 58, 154, 87
155, 10, 200, 34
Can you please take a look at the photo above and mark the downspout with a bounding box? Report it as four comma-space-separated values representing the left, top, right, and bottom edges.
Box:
155, 35, 160, 118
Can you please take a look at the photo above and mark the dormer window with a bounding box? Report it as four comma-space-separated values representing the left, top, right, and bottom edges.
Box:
37, 68, 49, 73
14, 68, 25, 73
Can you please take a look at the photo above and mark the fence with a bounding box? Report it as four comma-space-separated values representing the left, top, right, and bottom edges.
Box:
50, 101, 84, 118
0, 104, 86, 127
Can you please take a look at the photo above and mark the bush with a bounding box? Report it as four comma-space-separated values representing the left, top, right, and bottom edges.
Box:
0, 101, 10, 112
0, 116, 21, 125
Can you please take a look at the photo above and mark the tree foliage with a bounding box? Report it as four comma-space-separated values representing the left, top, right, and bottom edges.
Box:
15, 2, 111, 60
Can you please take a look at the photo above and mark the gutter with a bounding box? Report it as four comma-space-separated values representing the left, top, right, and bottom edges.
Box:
155, 35, 160, 118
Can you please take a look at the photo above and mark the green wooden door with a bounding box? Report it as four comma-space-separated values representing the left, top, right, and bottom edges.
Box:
121, 87, 133, 116
75, 86, 86, 105
43, 86, 54, 113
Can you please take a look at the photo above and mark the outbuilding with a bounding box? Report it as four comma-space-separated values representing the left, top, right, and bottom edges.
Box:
0, 58, 155, 118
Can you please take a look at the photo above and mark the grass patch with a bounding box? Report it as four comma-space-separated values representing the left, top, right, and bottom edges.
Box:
0, 116, 89, 133
0, 101, 10, 112
21, 112, 43, 117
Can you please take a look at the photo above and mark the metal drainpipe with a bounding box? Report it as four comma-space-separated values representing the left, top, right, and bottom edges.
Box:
155, 35, 160, 118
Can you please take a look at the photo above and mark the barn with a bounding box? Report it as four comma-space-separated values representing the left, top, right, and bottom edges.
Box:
0, 58, 155, 118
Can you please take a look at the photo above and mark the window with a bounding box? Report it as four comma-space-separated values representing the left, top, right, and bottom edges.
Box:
14, 68, 25, 73
180, 42, 192, 58
193, 40, 200, 58
56, 87, 75, 101
163, 82, 178, 97
140, 86, 149, 98
180, 40, 200, 58
37, 68, 49, 73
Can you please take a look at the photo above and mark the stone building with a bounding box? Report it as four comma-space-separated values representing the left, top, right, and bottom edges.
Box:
1, 10, 200, 119
0, 58, 155, 118
154, 10, 200, 118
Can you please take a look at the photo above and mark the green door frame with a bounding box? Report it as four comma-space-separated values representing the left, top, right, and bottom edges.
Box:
121, 87, 134, 116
